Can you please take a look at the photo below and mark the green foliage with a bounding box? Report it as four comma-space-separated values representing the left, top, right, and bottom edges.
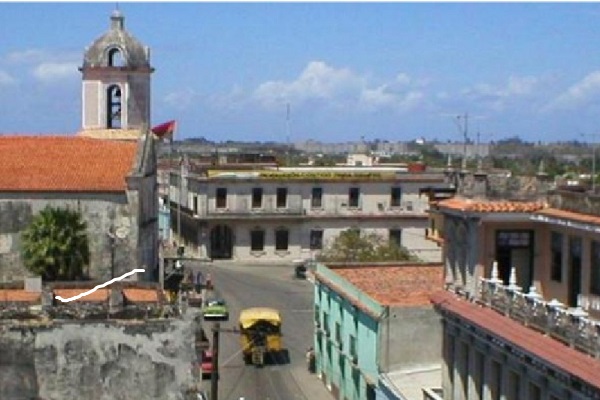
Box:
21, 206, 90, 280
317, 229, 419, 263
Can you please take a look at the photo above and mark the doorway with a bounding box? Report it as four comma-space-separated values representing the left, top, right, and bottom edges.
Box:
495, 230, 534, 289
210, 225, 233, 259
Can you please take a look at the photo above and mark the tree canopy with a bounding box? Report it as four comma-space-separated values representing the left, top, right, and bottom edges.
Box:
317, 229, 419, 263
21, 206, 90, 280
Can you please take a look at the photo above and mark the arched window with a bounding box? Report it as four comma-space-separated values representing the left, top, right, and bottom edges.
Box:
107, 84, 122, 129
107, 48, 124, 67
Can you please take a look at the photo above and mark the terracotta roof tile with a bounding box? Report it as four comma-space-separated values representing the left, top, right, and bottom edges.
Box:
0, 136, 137, 192
330, 264, 444, 307
122, 288, 159, 303
53, 288, 109, 302
535, 207, 600, 226
0, 289, 41, 303
438, 198, 546, 213
431, 291, 600, 390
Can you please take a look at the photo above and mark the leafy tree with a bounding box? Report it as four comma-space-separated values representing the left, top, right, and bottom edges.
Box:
21, 206, 90, 280
317, 229, 419, 263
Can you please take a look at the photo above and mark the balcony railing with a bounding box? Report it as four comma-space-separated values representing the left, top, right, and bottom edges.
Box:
476, 262, 600, 358
198, 197, 304, 217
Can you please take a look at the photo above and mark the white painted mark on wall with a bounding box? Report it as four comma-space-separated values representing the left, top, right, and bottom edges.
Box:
55, 268, 146, 303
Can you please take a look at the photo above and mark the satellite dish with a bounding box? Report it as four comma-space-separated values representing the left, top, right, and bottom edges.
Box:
115, 226, 129, 239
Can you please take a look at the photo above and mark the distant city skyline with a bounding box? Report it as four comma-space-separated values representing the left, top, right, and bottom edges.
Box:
3, 3, 600, 143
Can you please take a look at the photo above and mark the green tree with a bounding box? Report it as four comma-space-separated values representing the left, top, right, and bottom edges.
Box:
21, 206, 90, 280
317, 229, 419, 263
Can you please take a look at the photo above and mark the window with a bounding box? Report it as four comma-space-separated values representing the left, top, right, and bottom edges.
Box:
528, 383, 542, 400
349, 335, 357, 359
276, 188, 287, 208
591, 241, 600, 295
311, 187, 323, 208
390, 187, 402, 207
216, 188, 227, 209
335, 322, 342, 347
314, 305, 320, 326
551, 231, 563, 282
275, 228, 289, 251
310, 229, 324, 250
250, 229, 265, 251
349, 187, 360, 208
108, 47, 124, 67
106, 84, 122, 129
389, 229, 402, 247
192, 195, 198, 214
252, 188, 263, 208
323, 312, 330, 334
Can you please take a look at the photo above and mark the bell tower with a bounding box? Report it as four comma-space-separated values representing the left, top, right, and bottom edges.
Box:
79, 10, 154, 136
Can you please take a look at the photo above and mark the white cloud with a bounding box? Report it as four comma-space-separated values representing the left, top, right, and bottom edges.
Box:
252, 61, 426, 112
461, 75, 541, 111
6, 48, 80, 65
548, 71, 600, 110
0, 70, 16, 86
32, 62, 79, 83
163, 88, 198, 110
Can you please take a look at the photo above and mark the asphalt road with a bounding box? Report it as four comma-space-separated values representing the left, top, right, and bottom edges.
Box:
187, 262, 329, 400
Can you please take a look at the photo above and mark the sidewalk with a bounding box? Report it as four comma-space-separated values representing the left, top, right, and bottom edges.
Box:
290, 363, 333, 400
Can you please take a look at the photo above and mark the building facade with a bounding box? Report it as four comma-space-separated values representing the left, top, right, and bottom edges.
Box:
424, 188, 600, 400
314, 262, 444, 400
169, 168, 450, 263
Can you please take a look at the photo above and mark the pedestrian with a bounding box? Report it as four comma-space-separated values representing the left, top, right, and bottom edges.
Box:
206, 272, 212, 290
306, 346, 315, 373
195, 271, 204, 293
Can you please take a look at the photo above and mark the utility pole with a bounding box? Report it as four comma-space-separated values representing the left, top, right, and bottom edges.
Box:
178, 154, 184, 243
211, 322, 220, 400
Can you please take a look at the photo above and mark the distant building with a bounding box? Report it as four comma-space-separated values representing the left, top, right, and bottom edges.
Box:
168, 165, 451, 263
313, 262, 444, 400
0, 10, 158, 282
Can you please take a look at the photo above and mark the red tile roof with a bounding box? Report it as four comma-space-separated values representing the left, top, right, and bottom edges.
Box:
122, 288, 160, 303
535, 207, 600, 226
53, 288, 109, 302
438, 198, 546, 213
330, 264, 444, 307
0, 289, 41, 303
0, 136, 137, 192
431, 291, 600, 390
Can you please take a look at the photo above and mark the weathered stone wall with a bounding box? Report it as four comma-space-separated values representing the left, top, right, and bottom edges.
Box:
0, 193, 139, 282
0, 318, 197, 400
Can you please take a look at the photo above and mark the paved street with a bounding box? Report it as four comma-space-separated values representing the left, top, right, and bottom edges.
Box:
187, 261, 332, 400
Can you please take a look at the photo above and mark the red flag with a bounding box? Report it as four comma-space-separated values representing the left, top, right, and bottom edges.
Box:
151, 120, 176, 139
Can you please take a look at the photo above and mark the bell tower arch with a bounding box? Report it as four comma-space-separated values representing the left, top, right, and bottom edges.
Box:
79, 10, 154, 134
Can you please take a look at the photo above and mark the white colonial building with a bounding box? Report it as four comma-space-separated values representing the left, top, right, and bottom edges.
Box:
168, 166, 450, 263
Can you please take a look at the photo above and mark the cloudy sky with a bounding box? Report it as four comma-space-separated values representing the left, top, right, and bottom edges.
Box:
2, 2, 600, 143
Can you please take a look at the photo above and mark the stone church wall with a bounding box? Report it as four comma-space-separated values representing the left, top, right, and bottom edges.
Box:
0, 193, 140, 282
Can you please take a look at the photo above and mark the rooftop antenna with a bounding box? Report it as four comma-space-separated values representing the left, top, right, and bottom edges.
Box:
286, 103, 291, 166
454, 113, 469, 170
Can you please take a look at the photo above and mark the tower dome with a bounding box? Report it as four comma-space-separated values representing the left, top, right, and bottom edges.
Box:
79, 10, 154, 135
82, 10, 151, 70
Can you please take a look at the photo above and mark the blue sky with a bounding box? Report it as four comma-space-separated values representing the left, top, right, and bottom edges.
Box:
2, 2, 600, 143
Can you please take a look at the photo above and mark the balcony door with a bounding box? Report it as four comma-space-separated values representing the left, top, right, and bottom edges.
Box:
210, 224, 233, 260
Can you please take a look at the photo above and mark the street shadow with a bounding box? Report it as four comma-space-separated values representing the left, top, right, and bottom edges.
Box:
264, 349, 290, 366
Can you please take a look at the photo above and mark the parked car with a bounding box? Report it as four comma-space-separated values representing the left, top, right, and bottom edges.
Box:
202, 299, 229, 321
201, 350, 214, 379
294, 263, 307, 279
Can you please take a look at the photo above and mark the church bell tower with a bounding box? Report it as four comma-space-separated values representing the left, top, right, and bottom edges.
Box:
79, 10, 154, 136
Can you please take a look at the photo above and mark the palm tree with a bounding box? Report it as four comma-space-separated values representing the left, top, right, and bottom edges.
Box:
21, 206, 90, 280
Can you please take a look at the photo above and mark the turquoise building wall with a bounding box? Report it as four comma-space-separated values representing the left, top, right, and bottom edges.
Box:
314, 263, 385, 400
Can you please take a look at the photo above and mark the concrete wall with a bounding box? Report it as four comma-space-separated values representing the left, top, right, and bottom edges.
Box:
379, 306, 442, 373
0, 319, 197, 400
